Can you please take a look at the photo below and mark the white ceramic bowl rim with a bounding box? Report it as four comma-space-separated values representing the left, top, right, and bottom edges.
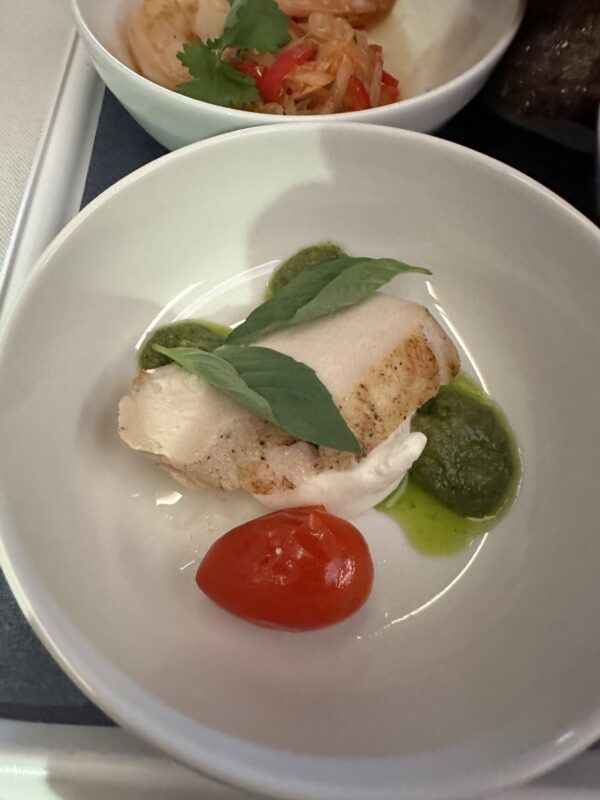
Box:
2, 123, 600, 800
70, 0, 524, 123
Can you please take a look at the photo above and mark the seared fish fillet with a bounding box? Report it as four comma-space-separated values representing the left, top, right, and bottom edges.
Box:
119, 294, 460, 497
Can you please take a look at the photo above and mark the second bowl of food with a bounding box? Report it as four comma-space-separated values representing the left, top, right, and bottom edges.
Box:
71, 0, 524, 148
1, 123, 600, 800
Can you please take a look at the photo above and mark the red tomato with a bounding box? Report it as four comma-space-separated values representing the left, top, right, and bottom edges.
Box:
196, 506, 374, 631
379, 70, 400, 104
379, 84, 400, 104
345, 75, 371, 111
381, 70, 399, 88
232, 60, 265, 83
258, 44, 316, 102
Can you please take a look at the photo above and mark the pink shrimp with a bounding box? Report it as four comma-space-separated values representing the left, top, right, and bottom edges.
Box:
276, 0, 394, 24
125, 0, 229, 89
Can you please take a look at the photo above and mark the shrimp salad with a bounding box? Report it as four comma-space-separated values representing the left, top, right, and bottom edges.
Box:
124, 0, 400, 114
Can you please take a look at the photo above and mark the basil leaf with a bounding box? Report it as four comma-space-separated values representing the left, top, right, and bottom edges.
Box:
153, 345, 275, 422
292, 260, 424, 324
153, 344, 361, 453
216, 0, 291, 52
228, 256, 431, 344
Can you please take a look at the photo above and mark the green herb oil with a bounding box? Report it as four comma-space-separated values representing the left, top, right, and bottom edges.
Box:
377, 478, 491, 555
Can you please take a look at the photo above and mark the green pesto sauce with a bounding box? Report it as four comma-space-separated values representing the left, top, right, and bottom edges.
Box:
411, 372, 519, 518
138, 320, 231, 370
265, 241, 347, 298
377, 372, 520, 555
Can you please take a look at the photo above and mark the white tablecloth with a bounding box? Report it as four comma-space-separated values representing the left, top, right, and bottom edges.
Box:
0, 0, 73, 265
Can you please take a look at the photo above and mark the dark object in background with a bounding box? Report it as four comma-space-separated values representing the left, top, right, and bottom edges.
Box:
487, 0, 600, 125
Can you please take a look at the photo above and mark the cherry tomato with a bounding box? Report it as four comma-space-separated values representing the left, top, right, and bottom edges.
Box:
258, 44, 316, 102
196, 506, 374, 631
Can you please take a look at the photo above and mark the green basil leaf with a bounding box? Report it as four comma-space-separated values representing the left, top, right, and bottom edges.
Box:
216, 0, 291, 52
153, 344, 361, 453
153, 345, 275, 423
292, 260, 424, 325
228, 256, 431, 344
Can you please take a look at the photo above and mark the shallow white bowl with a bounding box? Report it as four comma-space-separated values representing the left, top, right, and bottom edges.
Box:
2, 124, 600, 800
71, 0, 523, 149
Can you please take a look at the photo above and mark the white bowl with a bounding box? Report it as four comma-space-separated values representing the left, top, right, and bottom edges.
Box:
71, 0, 524, 149
2, 123, 600, 800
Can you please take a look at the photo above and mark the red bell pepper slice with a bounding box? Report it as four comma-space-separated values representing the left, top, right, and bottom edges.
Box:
258, 43, 315, 102
233, 60, 265, 83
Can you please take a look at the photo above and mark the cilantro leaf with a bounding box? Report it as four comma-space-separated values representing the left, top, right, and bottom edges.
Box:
217, 0, 291, 52
176, 41, 259, 107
